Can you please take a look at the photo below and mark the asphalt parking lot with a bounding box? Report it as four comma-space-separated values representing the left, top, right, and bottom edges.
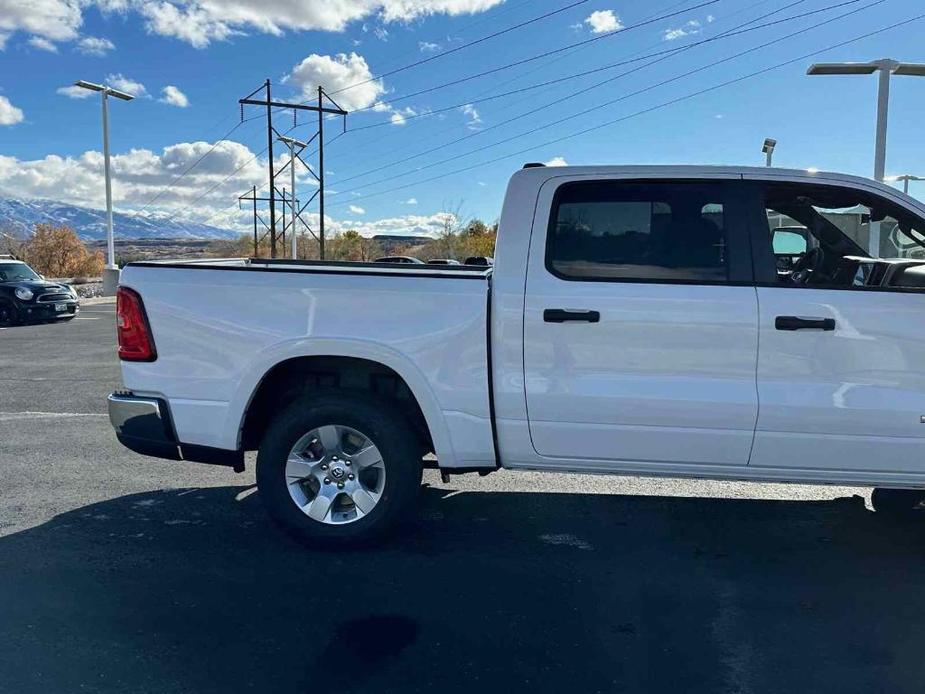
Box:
2, 303, 925, 693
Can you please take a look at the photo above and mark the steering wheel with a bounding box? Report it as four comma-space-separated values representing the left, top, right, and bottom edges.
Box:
790, 246, 824, 285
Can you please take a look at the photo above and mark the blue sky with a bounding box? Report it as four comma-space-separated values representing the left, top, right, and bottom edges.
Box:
0, 0, 923, 237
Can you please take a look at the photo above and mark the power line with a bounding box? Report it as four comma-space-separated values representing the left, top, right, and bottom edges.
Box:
186, 132, 345, 230
133, 114, 264, 214
349, 0, 825, 133
331, 0, 863, 194
360, 0, 549, 77
344, 0, 721, 111
330, 6, 920, 208
326, 0, 780, 180
327, 0, 592, 96
163, 105, 335, 226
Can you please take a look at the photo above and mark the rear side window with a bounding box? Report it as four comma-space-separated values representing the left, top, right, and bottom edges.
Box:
547, 181, 730, 282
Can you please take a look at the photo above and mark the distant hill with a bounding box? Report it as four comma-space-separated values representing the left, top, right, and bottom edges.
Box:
0, 197, 241, 241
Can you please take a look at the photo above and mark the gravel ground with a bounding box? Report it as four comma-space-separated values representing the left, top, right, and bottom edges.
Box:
1, 305, 924, 694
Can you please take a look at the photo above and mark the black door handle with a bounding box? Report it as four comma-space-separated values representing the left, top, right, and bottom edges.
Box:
775, 316, 836, 331
544, 309, 600, 323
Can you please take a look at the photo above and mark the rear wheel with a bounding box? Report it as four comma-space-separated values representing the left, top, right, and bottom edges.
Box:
871, 487, 925, 519
256, 391, 423, 547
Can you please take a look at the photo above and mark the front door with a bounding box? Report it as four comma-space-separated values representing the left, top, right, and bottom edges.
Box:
746, 176, 925, 474
523, 176, 759, 468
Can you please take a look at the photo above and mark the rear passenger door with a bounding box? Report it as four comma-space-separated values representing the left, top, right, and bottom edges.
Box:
522, 176, 760, 469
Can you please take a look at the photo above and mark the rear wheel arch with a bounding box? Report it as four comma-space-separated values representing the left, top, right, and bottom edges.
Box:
238, 354, 450, 464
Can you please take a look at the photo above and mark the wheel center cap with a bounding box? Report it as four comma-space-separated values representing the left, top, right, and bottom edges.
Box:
329, 465, 346, 480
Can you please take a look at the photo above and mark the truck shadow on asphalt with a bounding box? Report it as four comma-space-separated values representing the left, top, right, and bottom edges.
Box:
1, 486, 925, 693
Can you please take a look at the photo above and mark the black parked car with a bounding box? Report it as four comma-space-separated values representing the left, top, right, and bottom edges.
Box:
0, 257, 80, 327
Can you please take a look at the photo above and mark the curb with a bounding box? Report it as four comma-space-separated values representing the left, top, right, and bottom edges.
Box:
81, 297, 116, 306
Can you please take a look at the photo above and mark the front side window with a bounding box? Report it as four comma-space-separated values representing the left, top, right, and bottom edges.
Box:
547, 181, 729, 282
761, 182, 925, 288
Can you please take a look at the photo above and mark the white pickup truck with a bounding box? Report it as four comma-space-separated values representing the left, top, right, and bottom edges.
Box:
109, 165, 925, 545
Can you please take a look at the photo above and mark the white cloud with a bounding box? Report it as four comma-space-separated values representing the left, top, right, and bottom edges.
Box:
664, 19, 701, 41
285, 52, 383, 112
388, 105, 416, 125
584, 10, 623, 34
106, 72, 148, 98
0, 139, 268, 221
460, 103, 481, 130
403, 197, 418, 205
419, 40, 440, 52
0, 0, 82, 42
138, 2, 239, 48
0, 1, 508, 49
0, 0, 502, 49
0, 137, 472, 238
57, 85, 94, 99
544, 156, 568, 167
159, 85, 189, 107
77, 36, 115, 55
0, 95, 24, 125
27, 36, 58, 52
335, 211, 459, 238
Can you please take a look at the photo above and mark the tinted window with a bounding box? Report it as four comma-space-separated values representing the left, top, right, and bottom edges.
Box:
547, 181, 729, 282
761, 182, 925, 288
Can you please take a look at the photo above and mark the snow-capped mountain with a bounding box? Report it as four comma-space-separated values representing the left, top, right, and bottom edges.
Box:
0, 197, 241, 240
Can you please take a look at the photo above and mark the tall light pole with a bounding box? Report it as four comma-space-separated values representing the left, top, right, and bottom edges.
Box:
73, 80, 134, 295
278, 134, 307, 260
888, 174, 925, 195
762, 138, 777, 167
807, 60, 925, 183
808, 60, 925, 256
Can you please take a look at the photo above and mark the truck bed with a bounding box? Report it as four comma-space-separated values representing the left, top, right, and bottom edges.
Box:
118, 257, 495, 469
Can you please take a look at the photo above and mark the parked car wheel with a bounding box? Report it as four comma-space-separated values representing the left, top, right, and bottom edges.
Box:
256, 391, 423, 547
0, 299, 18, 327
871, 487, 925, 518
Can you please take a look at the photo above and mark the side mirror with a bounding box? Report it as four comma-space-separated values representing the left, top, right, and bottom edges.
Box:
772, 229, 808, 256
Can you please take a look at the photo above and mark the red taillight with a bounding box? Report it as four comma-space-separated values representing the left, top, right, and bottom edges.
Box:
116, 287, 157, 362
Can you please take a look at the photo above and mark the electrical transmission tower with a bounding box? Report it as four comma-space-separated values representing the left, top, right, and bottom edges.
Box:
237, 79, 347, 259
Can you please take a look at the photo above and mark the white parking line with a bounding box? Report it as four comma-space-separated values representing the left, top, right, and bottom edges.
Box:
0, 411, 108, 421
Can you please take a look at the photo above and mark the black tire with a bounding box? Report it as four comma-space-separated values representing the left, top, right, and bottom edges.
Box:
256, 390, 423, 547
871, 487, 925, 519
0, 300, 19, 327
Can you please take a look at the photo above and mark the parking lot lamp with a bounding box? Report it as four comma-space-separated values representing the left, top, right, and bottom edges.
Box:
73, 80, 135, 295
807, 60, 925, 183
277, 134, 308, 260
888, 174, 925, 195
762, 138, 777, 167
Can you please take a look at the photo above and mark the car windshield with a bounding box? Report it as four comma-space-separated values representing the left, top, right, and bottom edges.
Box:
0, 262, 40, 282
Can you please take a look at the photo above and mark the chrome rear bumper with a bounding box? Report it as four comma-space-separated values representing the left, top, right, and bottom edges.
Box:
108, 393, 181, 460
108, 392, 245, 470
